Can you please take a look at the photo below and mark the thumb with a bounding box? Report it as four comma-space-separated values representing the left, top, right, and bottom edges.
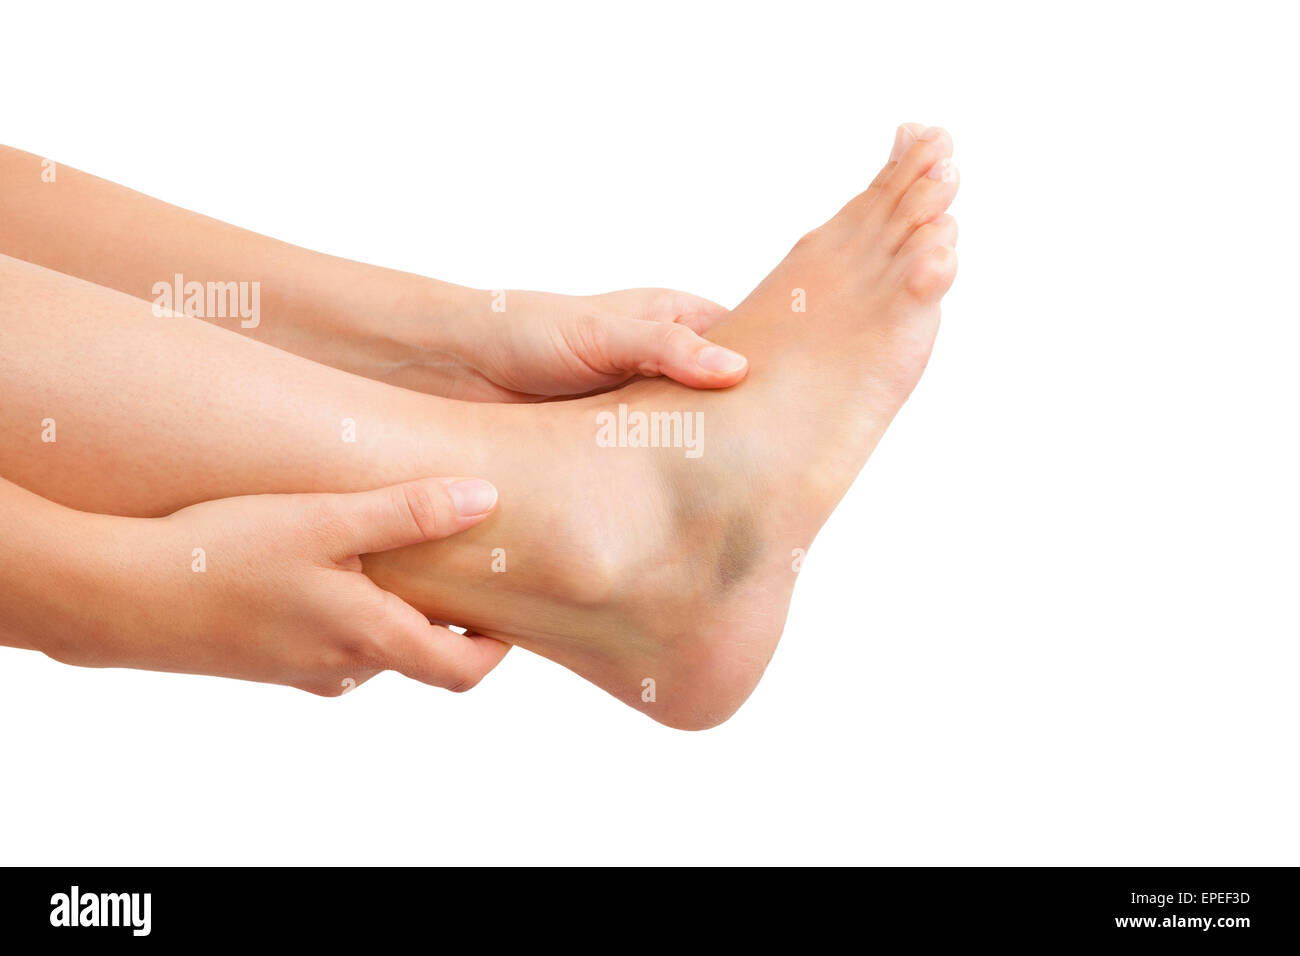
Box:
318, 477, 498, 558
602, 319, 749, 389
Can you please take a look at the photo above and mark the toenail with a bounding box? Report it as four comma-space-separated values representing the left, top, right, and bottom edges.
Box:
698, 345, 747, 373
927, 158, 958, 183
889, 125, 917, 163
919, 126, 945, 142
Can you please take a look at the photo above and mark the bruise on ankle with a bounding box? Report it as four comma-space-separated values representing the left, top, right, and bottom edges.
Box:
666, 462, 762, 592
715, 509, 762, 588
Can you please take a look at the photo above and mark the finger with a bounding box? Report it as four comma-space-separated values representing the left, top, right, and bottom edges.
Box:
380, 596, 512, 692
650, 290, 731, 335
319, 477, 498, 558
601, 319, 749, 389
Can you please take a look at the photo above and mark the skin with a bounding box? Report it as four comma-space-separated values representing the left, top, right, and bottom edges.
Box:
0, 143, 751, 700
0, 474, 508, 694
0, 124, 960, 729
0, 145, 750, 400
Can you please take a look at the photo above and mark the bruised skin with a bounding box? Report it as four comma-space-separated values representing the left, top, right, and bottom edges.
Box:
364, 124, 960, 729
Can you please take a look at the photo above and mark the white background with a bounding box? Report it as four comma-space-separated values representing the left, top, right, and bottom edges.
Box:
2, 1, 1296, 865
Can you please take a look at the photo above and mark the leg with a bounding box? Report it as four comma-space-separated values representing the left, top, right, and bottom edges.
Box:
0, 253, 486, 514
1, 126, 958, 729
0, 252, 688, 710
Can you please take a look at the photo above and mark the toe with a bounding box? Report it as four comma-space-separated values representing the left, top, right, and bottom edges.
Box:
829, 123, 929, 226
888, 159, 960, 252
897, 213, 958, 259
868, 125, 954, 223
888, 122, 929, 164
900, 244, 958, 301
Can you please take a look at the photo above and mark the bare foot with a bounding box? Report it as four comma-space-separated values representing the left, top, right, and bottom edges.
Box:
366, 124, 959, 729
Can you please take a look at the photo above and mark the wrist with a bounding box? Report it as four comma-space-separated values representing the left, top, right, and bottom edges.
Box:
38, 511, 176, 671
241, 243, 481, 381
314, 264, 492, 384
0, 492, 131, 663
386, 273, 488, 361
361, 275, 506, 394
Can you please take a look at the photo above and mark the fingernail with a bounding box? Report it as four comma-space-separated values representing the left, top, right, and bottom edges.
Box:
448, 479, 497, 516
889, 125, 917, 163
919, 126, 945, 142
697, 345, 747, 373
928, 158, 958, 182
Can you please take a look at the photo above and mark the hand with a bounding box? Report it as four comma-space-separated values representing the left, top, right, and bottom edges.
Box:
37, 477, 508, 696
0, 148, 748, 403
395, 287, 750, 401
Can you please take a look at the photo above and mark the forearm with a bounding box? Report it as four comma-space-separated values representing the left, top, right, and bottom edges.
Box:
0, 145, 483, 380
0, 476, 121, 657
